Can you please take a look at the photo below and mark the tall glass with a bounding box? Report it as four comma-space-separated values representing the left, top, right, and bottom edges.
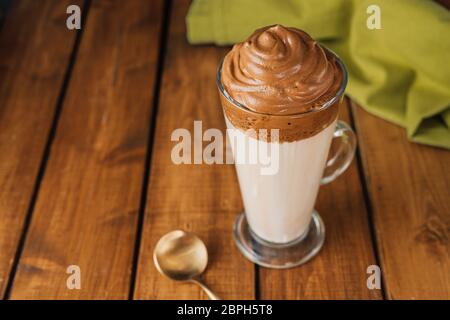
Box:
217, 51, 356, 268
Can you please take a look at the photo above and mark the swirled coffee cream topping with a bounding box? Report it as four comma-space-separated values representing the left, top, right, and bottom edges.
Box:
221, 25, 343, 115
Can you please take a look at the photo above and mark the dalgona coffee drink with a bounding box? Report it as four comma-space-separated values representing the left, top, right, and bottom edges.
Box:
217, 25, 355, 268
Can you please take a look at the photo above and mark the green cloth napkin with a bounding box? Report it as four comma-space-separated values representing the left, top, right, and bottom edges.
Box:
187, 0, 450, 149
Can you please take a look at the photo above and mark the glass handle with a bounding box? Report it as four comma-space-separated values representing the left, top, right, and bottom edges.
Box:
321, 120, 357, 185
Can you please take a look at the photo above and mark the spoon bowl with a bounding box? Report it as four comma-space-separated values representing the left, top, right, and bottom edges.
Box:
153, 230, 208, 281
153, 230, 220, 300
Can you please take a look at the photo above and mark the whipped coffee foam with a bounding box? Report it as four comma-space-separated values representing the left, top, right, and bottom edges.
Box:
221, 25, 342, 115
219, 25, 344, 142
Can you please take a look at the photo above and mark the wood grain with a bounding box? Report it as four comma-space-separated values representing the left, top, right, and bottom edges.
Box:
352, 103, 450, 299
133, 0, 255, 300
9, 0, 164, 299
259, 100, 382, 299
0, 0, 81, 297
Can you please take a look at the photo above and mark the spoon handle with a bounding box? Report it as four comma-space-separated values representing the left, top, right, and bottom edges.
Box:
192, 279, 221, 300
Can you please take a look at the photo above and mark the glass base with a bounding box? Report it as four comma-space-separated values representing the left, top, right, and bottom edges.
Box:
233, 211, 325, 269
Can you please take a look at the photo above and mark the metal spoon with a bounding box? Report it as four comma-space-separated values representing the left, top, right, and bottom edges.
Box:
153, 230, 220, 300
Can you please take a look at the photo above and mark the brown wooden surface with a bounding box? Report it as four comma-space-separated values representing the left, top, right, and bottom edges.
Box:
8, 0, 164, 299
260, 100, 382, 300
0, 0, 81, 297
133, 0, 255, 300
352, 103, 450, 300
0, 0, 448, 300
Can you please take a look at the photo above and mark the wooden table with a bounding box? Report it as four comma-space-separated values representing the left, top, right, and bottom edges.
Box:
0, 0, 448, 300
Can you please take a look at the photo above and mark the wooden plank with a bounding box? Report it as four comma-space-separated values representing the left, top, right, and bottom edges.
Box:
0, 0, 81, 297
9, 0, 164, 299
352, 103, 450, 299
133, 0, 255, 300
259, 100, 382, 299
